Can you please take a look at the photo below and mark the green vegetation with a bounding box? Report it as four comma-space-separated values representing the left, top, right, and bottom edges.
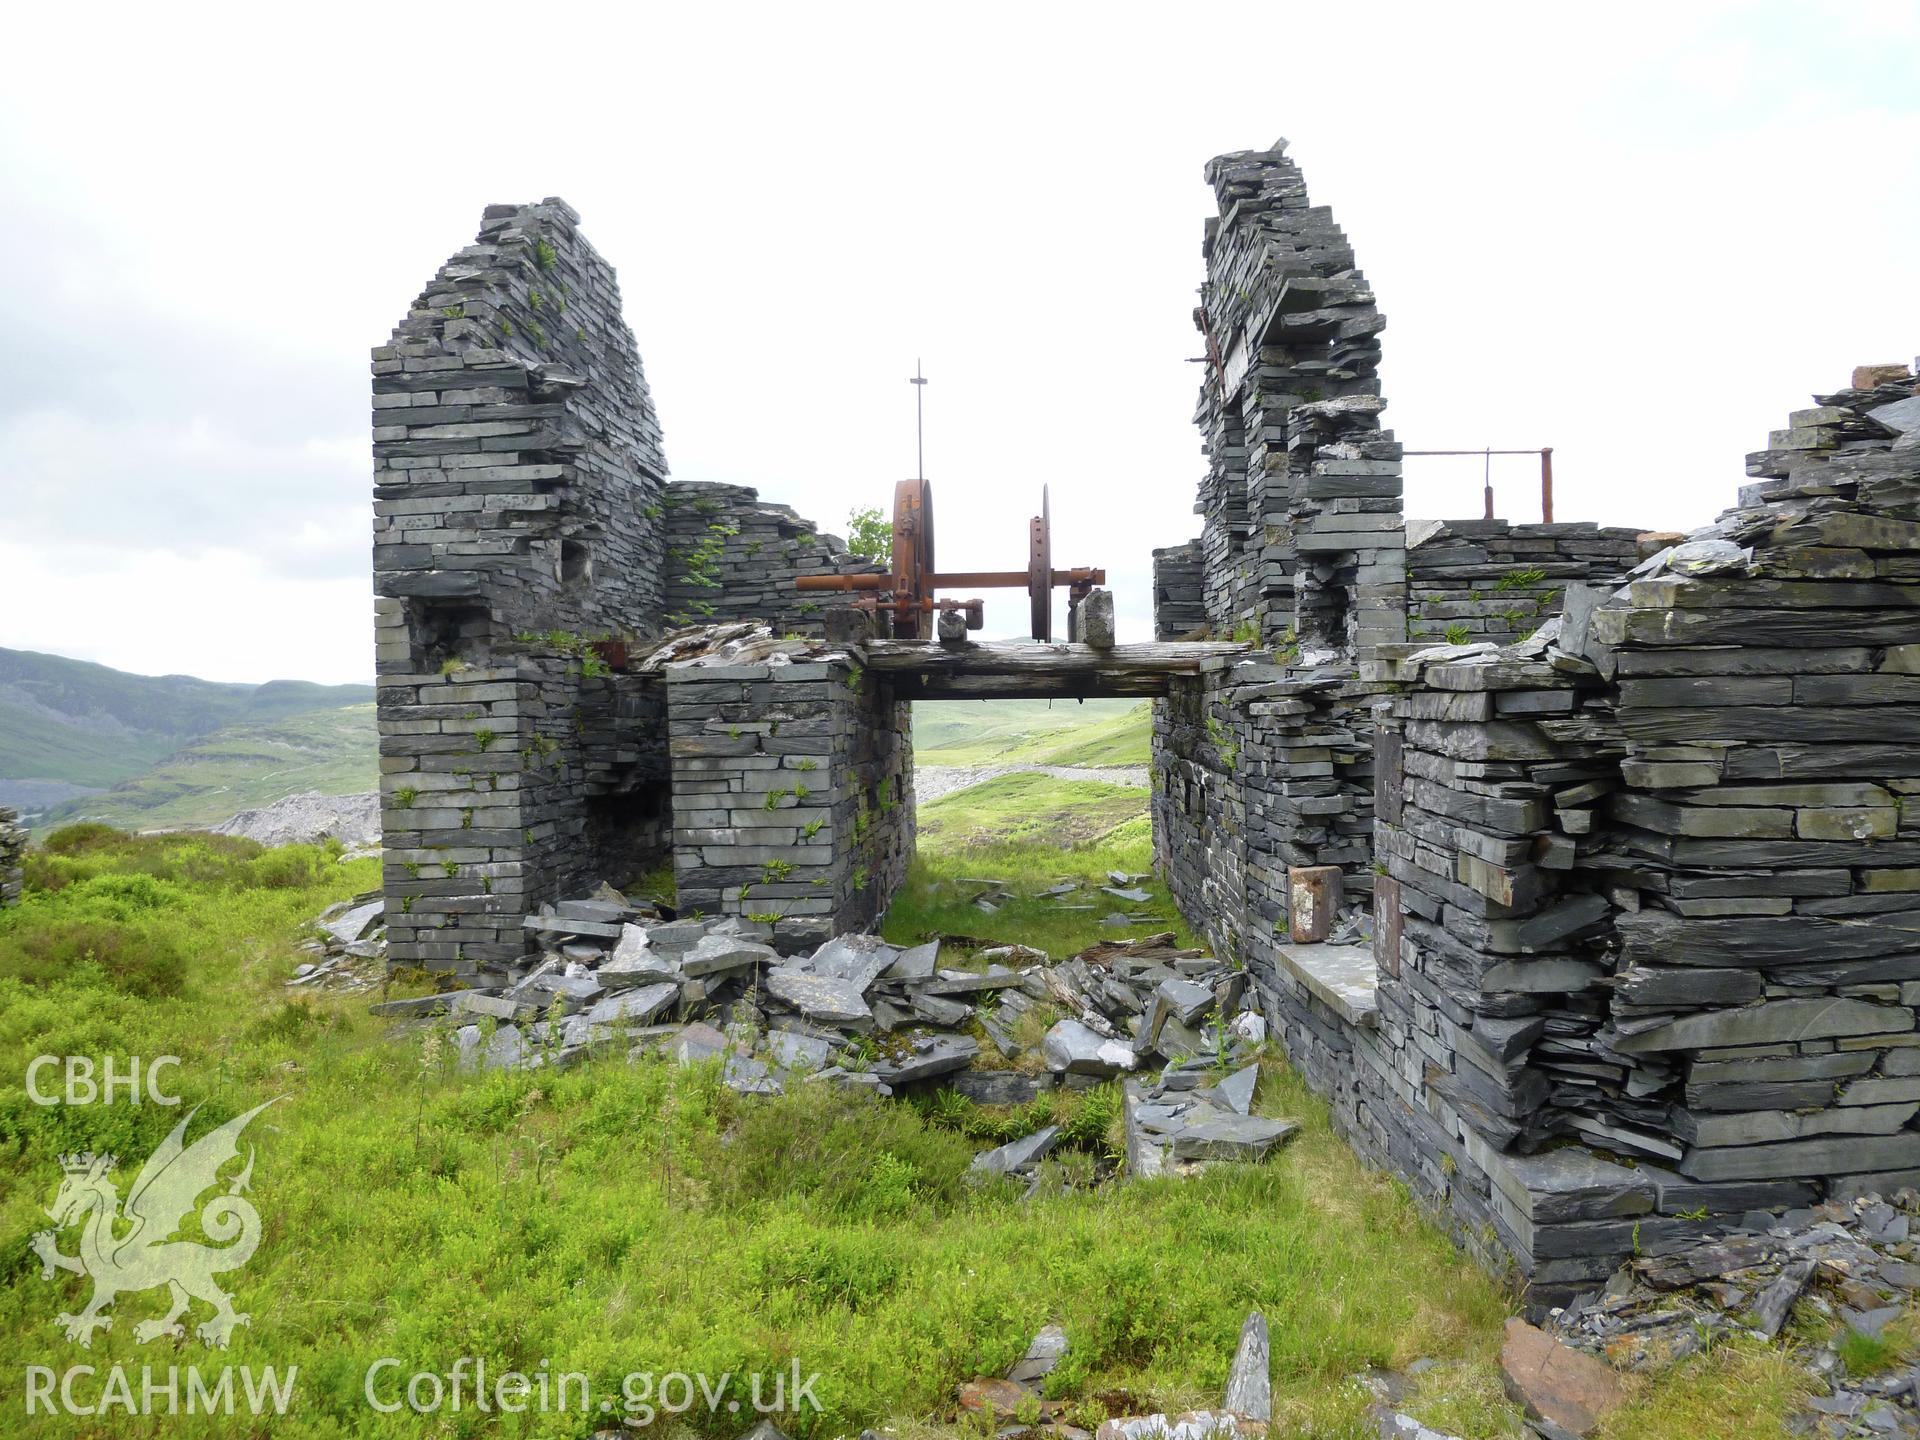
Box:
0, 826, 1838, 1437
845, 505, 892, 566
1443, 622, 1472, 645
912, 699, 1148, 768
885, 774, 1178, 956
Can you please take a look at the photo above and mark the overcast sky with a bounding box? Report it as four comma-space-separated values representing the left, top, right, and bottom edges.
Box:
1, 2, 1915, 685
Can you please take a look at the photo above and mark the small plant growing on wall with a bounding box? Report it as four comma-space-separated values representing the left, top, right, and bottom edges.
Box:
1443, 622, 1471, 645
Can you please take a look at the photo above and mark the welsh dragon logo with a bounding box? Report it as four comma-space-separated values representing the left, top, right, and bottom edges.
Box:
31, 1100, 277, 1348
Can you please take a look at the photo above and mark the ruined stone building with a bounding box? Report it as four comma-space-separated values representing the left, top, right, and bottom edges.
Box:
372, 156, 1920, 1297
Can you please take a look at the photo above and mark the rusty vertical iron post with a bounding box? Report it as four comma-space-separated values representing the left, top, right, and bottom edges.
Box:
1482, 448, 1494, 521
1540, 446, 1555, 524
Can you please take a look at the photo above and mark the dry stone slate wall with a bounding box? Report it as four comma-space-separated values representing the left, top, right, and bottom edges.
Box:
1157, 139, 1920, 1297
666, 656, 912, 953
662, 481, 885, 636
1407, 520, 1644, 648
1192, 140, 1404, 653
0, 806, 24, 909
373, 200, 673, 972
372, 202, 918, 971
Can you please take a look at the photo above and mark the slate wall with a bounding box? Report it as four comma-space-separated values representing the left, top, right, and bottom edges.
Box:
1188, 141, 1404, 654
1407, 520, 1645, 648
1152, 541, 1207, 640
662, 482, 887, 636
0, 806, 24, 908
373, 199, 671, 972
1161, 363, 1920, 1298
666, 656, 913, 952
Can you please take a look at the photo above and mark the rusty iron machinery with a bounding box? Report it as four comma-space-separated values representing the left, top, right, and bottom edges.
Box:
794, 479, 1105, 641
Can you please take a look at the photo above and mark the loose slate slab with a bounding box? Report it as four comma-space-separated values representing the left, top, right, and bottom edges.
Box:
810, 933, 899, 992
953, 1069, 1053, 1106
644, 919, 714, 956
322, 899, 385, 946
1043, 1019, 1139, 1075
1170, 1114, 1299, 1163
665, 1021, 730, 1065
876, 1033, 979, 1085
1006, 1322, 1069, 1386
765, 969, 873, 1028
766, 1029, 834, 1073
1217, 1063, 1259, 1117
1222, 1311, 1271, 1421
1500, 1319, 1626, 1436
885, 940, 940, 982
681, 934, 779, 977
1156, 977, 1216, 1026
585, 982, 677, 1027
970, 1125, 1062, 1176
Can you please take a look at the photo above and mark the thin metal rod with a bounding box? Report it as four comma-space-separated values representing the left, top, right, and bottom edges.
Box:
1541, 446, 1555, 524
1483, 447, 1494, 521
910, 360, 927, 481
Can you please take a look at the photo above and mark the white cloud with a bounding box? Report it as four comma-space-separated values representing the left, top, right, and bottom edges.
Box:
0, 1, 1913, 681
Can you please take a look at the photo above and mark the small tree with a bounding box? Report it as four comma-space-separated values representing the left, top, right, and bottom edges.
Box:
846, 506, 892, 566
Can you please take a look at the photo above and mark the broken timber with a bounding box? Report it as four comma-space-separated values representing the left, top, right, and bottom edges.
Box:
860, 640, 1248, 700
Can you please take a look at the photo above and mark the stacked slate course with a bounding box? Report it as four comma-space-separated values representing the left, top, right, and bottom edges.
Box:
372, 203, 910, 973
1154, 141, 1920, 1295
666, 648, 912, 953
1192, 140, 1404, 654
0, 805, 24, 908
1407, 519, 1645, 647
662, 481, 884, 635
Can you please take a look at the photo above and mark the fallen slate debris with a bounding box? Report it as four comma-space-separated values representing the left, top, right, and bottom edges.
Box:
1501, 1318, 1625, 1437
374, 880, 1291, 1192
971, 1126, 1063, 1178
1547, 1190, 1920, 1438
292, 890, 389, 992
1221, 1311, 1271, 1421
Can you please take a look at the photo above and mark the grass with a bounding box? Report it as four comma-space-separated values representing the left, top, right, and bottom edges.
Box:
0, 826, 1852, 1438
885, 774, 1183, 957
913, 700, 1148, 769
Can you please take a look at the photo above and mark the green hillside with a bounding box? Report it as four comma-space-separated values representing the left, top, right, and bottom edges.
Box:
0, 646, 374, 816
35, 705, 378, 832
912, 698, 1151, 767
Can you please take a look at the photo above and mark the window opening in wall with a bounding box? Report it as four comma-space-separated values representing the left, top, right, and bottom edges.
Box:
560, 539, 592, 585
408, 600, 493, 673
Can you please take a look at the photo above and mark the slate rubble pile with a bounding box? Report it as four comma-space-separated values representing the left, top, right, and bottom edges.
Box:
1547, 1191, 1920, 1439
291, 892, 391, 992
0, 805, 24, 909
367, 880, 1298, 1178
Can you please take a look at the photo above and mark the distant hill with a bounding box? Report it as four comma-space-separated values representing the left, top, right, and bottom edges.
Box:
912, 699, 1150, 768
0, 647, 374, 823
37, 706, 379, 832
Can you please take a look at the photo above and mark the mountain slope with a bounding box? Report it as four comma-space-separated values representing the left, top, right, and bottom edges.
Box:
0, 646, 374, 811
35, 705, 378, 831
912, 698, 1150, 768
